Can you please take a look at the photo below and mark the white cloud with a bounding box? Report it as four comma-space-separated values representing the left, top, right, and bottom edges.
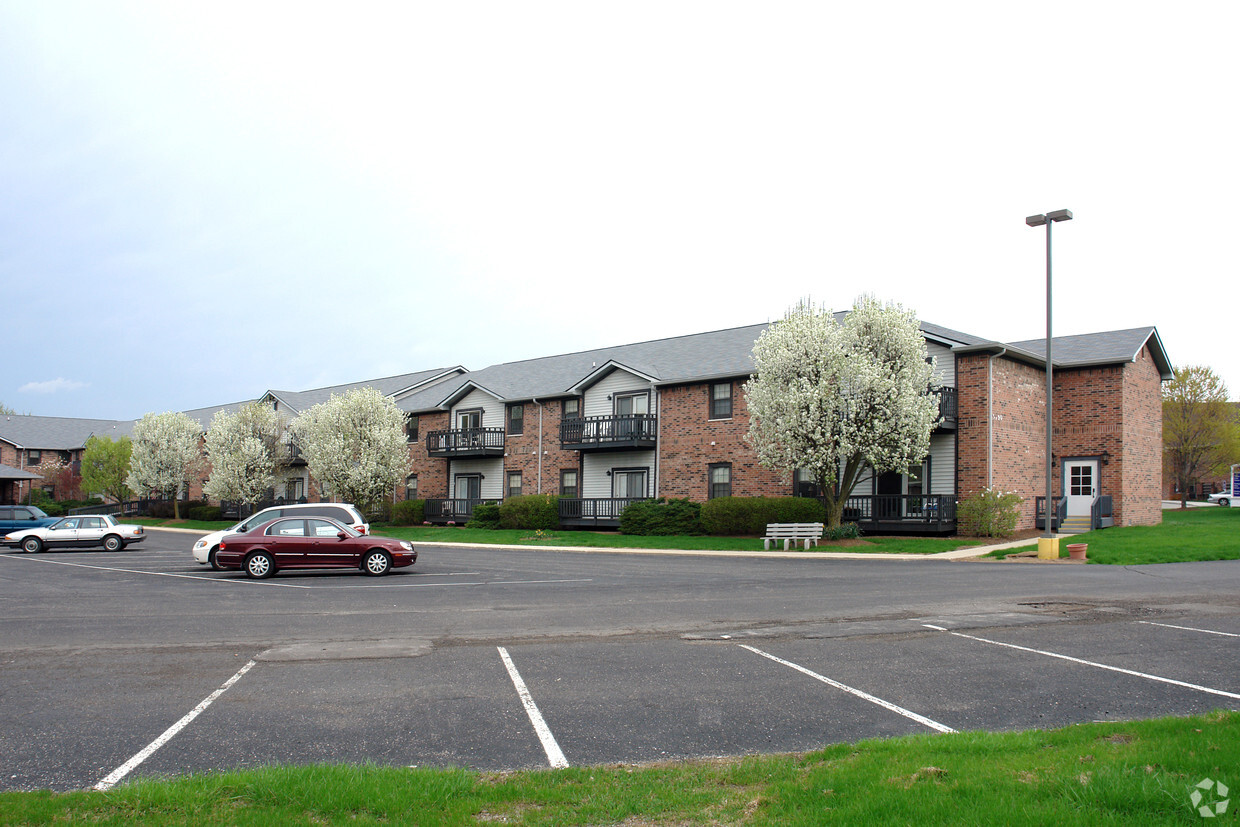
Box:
19, 378, 89, 395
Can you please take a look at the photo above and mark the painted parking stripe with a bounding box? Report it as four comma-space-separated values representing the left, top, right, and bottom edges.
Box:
95, 659, 258, 791
1, 555, 310, 587
497, 646, 569, 768
923, 625, 1240, 700
740, 644, 955, 733
1137, 620, 1240, 638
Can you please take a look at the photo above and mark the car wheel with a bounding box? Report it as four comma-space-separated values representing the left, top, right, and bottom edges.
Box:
1219, 498, 1230, 508
362, 550, 392, 576
21, 537, 42, 553
245, 551, 276, 579
103, 535, 123, 552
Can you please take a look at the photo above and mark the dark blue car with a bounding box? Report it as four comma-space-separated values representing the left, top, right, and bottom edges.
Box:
0, 505, 58, 536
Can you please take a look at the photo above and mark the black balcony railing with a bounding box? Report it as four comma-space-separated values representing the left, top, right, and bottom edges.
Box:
933, 387, 958, 428
833, 494, 957, 533
560, 415, 657, 451
558, 497, 648, 525
424, 498, 495, 523
425, 428, 506, 457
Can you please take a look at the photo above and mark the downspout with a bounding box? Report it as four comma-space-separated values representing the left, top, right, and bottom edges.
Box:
652, 383, 660, 498
533, 398, 543, 494
987, 347, 1007, 489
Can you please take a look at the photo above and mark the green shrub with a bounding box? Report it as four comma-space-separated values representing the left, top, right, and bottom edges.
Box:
701, 496, 826, 535
619, 498, 703, 535
957, 487, 1023, 538
498, 495, 559, 531
188, 505, 224, 522
392, 499, 425, 526
823, 522, 861, 541
466, 502, 501, 529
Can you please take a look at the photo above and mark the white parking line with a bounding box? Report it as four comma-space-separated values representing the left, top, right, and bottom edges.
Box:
497, 646, 569, 768
923, 625, 1240, 700
1137, 620, 1240, 638
739, 644, 955, 733
95, 659, 258, 791
0, 555, 310, 587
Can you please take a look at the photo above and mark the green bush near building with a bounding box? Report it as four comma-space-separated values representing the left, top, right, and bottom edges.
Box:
619, 498, 703, 535
701, 496, 826, 535
391, 499, 425, 526
498, 494, 559, 530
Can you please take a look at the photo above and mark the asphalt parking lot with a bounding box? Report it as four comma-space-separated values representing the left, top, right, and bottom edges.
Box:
1, 529, 1238, 792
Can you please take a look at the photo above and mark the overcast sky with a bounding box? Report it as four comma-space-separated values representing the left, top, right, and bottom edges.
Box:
2, 2, 1236, 420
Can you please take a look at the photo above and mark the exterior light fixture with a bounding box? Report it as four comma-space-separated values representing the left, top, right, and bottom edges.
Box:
1027, 208, 1073, 557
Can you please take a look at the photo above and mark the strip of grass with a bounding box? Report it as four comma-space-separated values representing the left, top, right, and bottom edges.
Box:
374, 525, 984, 554
2, 711, 1233, 824
124, 517, 234, 532
987, 507, 1240, 565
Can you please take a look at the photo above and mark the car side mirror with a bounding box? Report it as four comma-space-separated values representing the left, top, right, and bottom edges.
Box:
338, 531, 348, 540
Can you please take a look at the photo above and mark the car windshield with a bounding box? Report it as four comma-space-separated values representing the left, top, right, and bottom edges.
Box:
28, 506, 49, 518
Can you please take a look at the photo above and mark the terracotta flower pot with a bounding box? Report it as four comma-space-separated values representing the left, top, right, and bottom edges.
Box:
1067, 543, 1088, 561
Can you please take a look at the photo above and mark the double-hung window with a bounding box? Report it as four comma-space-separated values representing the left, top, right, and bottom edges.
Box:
709, 463, 732, 498
709, 383, 733, 419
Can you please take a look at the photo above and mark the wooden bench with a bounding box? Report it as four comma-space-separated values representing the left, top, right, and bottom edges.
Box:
762, 522, 825, 550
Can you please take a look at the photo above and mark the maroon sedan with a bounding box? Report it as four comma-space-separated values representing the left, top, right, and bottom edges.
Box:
216, 516, 416, 579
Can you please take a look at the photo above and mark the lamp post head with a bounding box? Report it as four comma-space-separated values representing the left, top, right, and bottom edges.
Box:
1026, 209, 1073, 227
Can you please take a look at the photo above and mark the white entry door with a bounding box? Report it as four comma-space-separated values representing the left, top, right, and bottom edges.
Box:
1065, 460, 1099, 516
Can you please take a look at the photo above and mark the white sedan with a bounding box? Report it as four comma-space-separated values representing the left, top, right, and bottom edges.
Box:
3, 514, 146, 553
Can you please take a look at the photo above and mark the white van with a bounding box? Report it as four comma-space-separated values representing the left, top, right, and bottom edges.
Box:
192, 503, 369, 570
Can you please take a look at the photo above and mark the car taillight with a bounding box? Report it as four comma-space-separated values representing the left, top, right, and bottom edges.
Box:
219, 541, 227, 550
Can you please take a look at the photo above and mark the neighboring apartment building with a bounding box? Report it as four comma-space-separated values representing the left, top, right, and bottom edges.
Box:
397, 319, 1171, 534
0, 318, 1171, 535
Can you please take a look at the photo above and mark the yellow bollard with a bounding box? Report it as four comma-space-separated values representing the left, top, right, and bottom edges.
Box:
1037, 537, 1060, 560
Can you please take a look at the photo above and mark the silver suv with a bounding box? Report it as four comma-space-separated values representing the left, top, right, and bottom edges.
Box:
192, 503, 369, 570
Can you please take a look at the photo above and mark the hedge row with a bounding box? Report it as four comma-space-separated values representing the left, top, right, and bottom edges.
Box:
699, 496, 827, 536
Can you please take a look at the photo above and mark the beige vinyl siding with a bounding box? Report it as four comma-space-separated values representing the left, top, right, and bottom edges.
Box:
582, 451, 655, 498
926, 340, 955, 388
449, 458, 504, 499
929, 433, 955, 495
452, 389, 505, 428
583, 370, 654, 418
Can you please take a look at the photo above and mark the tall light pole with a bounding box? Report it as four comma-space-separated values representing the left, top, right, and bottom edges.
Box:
1026, 208, 1072, 558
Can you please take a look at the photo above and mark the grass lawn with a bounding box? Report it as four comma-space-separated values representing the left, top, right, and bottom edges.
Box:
373, 525, 986, 555
988, 506, 1240, 565
2, 710, 1234, 825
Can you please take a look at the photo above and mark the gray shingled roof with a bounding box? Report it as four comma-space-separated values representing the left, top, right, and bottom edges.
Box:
0, 463, 43, 481
267, 367, 464, 415
0, 415, 136, 450
399, 318, 994, 412
958, 326, 1173, 379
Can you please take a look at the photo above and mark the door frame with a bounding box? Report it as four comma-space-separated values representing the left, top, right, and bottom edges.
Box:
1062, 457, 1101, 517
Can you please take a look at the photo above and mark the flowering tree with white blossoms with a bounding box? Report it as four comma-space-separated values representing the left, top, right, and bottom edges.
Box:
203, 402, 291, 511
744, 295, 940, 528
290, 387, 410, 512
125, 411, 205, 519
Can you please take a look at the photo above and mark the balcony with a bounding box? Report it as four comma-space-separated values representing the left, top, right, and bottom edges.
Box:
424, 498, 496, 524
933, 387, 958, 430
560, 415, 657, 452
558, 497, 648, 527
834, 494, 957, 535
425, 427, 506, 458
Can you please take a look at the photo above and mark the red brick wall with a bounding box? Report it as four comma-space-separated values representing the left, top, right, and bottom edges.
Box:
404, 411, 449, 500
957, 352, 1048, 530
657, 381, 788, 500
1121, 345, 1164, 526
957, 346, 1164, 531
502, 401, 580, 495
